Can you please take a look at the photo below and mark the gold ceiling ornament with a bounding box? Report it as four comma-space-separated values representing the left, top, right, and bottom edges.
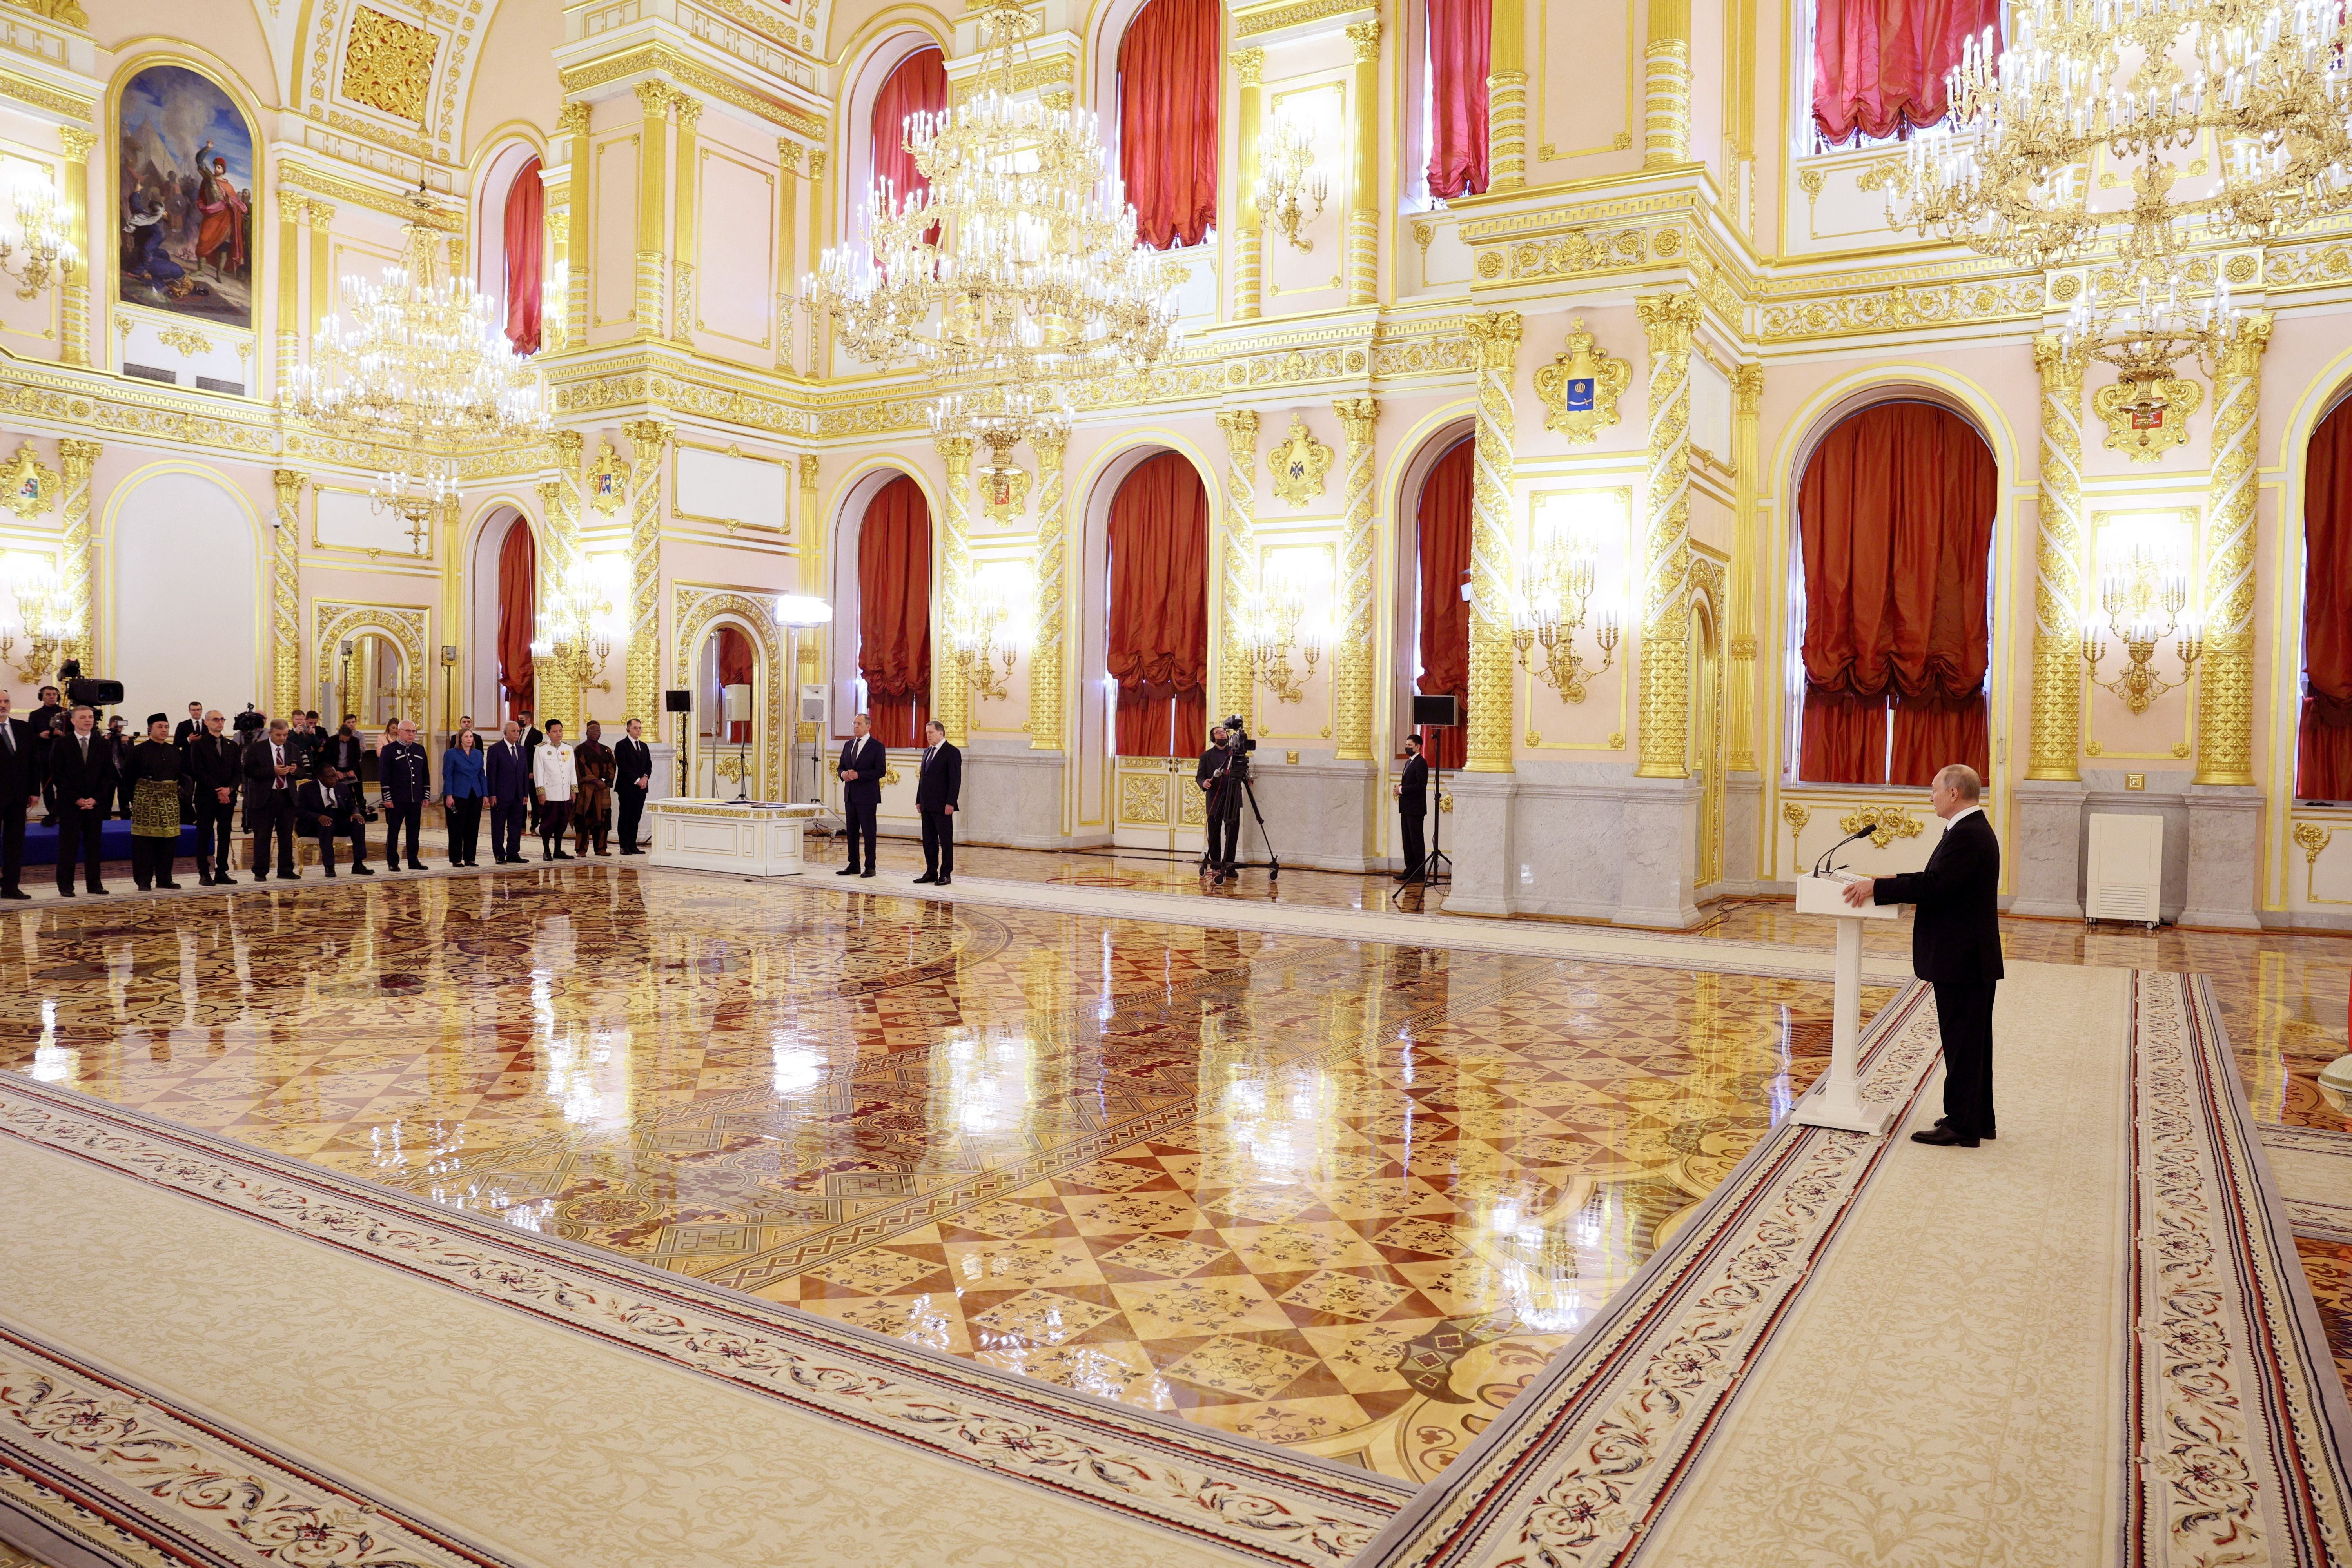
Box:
1254, 109, 1327, 252
341, 6, 438, 123
1266, 413, 1333, 506
586, 439, 630, 516
2091, 367, 2204, 461
0, 442, 58, 519
1532, 318, 1632, 443
1838, 803, 1924, 849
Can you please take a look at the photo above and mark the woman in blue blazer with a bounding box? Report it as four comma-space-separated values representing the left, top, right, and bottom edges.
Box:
440, 728, 488, 867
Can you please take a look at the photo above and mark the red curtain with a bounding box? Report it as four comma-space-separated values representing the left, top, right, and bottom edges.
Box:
858, 475, 932, 748
1425, 0, 1490, 200
871, 47, 947, 217
1812, 0, 2002, 147
501, 156, 543, 355
1119, 0, 1219, 249
495, 519, 535, 720
716, 626, 754, 743
1416, 439, 1473, 769
1798, 403, 1994, 786
1107, 452, 1209, 757
2299, 401, 2352, 799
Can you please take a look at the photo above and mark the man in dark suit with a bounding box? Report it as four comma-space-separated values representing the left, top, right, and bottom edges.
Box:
243, 717, 302, 880
912, 718, 960, 886
613, 716, 653, 854
47, 705, 114, 896
485, 719, 532, 864
298, 763, 374, 877
172, 701, 205, 751
27, 685, 59, 826
0, 688, 39, 899
1392, 734, 1428, 884
515, 708, 546, 833
1843, 763, 2004, 1147
184, 708, 243, 886
1195, 725, 1247, 880
835, 713, 884, 878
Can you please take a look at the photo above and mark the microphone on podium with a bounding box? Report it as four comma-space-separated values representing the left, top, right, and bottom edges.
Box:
1812, 827, 1875, 877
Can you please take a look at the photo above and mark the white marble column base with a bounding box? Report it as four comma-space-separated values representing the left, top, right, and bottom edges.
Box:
1613, 775, 1705, 929
2178, 783, 2265, 930
2007, 778, 2088, 919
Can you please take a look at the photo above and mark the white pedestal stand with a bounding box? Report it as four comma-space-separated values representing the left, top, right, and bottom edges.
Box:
645, 798, 822, 877
1792, 874, 1901, 1135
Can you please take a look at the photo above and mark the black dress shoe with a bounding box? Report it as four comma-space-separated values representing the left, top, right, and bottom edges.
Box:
252, 873, 269, 883
55, 887, 72, 897
156, 881, 181, 890
913, 873, 938, 885
85, 884, 107, 895
353, 864, 375, 875
552, 851, 573, 860
408, 860, 426, 871
322, 867, 337, 878
836, 865, 859, 876
0, 887, 29, 900
936, 875, 952, 886
859, 869, 876, 878
1910, 1125, 1980, 1148
1933, 1117, 1996, 1140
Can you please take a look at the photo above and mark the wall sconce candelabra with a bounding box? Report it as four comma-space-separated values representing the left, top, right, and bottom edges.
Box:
1241, 583, 1320, 703
949, 583, 1018, 702
532, 559, 619, 723
0, 182, 77, 301
1254, 114, 1326, 253
2082, 544, 2201, 715
1511, 535, 1619, 702
2, 564, 74, 683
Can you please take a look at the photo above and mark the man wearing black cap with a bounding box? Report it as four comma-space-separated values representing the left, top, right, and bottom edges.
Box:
123, 713, 186, 891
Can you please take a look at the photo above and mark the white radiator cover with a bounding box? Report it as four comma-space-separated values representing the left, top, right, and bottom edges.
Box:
2085, 813, 2164, 923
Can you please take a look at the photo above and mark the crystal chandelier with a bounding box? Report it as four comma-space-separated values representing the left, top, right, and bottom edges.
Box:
2082, 541, 2203, 713
1512, 534, 1620, 704
2053, 263, 2248, 384
809, 0, 1181, 421
283, 183, 548, 555
2, 561, 74, 683
1873, 0, 2352, 274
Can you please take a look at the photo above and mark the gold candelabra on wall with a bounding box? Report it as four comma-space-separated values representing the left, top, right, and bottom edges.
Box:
950, 588, 1016, 702
1511, 534, 1619, 702
0, 183, 77, 301
1254, 114, 1326, 253
1241, 583, 1319, 704
2, 564, 75, 683
533, 559, 619, 725
2082, 544, 2201, 715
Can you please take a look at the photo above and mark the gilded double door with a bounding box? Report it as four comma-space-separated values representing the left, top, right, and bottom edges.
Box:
1111, 755, 1208, 853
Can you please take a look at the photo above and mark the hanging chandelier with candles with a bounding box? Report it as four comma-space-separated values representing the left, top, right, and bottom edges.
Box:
809, 0, 1181, 432
283, 183, 548, 554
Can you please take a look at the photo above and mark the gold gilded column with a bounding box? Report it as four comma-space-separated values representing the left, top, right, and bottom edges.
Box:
797, 453, 822, 584
1232, 50, 1264, 321
1487, 0, 1527, 193
809, 151, 831, 371
1634, 293, 1699, 779
670, 94, 701, 346
1214, 409, 1261, 723
935, 435, 976, 745
632, 81, 673, 339
1345, 23, 1381, 307
1726, 363, 1763, 771
56, 127, 94, 366
57, 438, 99, 670
1029, 428, 1068, 751
622, 419, 672, 724
270, 470, 305, 717
1464, 312, 1520, 772
776, 140, 802, 372
2027, 333, 2086, 780
274, 192, 303, 381
1333, 396, 1380, 760
306, 200, 336, 337
560, 102, 591, 347
2196, 312, 2273, 786
1644, 0, 1693, 166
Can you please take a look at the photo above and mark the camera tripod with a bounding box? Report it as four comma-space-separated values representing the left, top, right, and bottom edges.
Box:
1195, 760, 1281, 886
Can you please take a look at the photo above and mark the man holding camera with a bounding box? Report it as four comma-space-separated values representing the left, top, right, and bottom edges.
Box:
1196, 720, 1248, 881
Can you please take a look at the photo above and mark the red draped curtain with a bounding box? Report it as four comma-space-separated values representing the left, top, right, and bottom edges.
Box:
1119, 0, 1219, 249
1812, 0, 2002, 147
871, 47, 947, 218
1425, 0, 1490, 200
501, 156, 543, 355
716, 626, 755, 743
495, 518, 535, 720
1416, 438, 1473, 769
858, 475, 932, 748
2298, 400, 2352, 799
1798, 402, 1994, 786
1107, 452, 1209, 757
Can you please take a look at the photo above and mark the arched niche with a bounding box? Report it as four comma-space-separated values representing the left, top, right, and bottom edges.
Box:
826, 462, 934, 745
833, 22, 949, 290
472, 136, 547, 354
465, 501, 541, 728
106, 466, 261, 720
671, 587, 784, 799
1388, 419, 1474, 765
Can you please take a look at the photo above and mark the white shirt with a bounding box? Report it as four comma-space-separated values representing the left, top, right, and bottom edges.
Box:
1947, 804, 1984, 829
534, 741, 577, 801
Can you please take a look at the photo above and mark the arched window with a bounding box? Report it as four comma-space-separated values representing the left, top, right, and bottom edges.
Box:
1118, 0, 1219, 249
2298, 398, 2352, 800
495, 516, 535, 720
1107, 452, 1209, 755
858, 475, 933, 747
1810, 0, 2001, 149
1423, 0, 1488, 200
1793, 401, 1995, 784
1412, 437, 1472, 767
870, 47, 947, 214
500, 156, 544, 354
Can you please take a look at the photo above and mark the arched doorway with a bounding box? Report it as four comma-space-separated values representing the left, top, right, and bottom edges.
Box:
1402, 429, 1472, 769
2297, 394, 2352, 802
1102, 449, 1210, 852
696, 622, 757, 794
1689, 585, 1726, 889
673, 593, 783, 799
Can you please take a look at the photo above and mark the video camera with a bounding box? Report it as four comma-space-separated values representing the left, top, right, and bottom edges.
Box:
1220, 714, 1257, 753
57, 659, 125, 710
233, 704, 267, 737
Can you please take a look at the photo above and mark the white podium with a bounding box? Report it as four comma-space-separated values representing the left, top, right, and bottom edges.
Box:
645, 798, 822, 877
1792, 873, 1902, 1135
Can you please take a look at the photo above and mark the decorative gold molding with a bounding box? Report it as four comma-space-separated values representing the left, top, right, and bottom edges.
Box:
585, 439, 630, 517
2195, 313, 2272, 786
341, 6, 437, 122
1838, 803, 1924, 849
622, 419, 672, 723
934, 434, 976, 746
0, 65, 92, 121
559, 44, 824, 138
1214, 410, 1261, 724
0, 443, 58, 520
1265, 414, 1333, 507
1234, 0, 1370, 35
2027, 334, 2086, 781
1633, 293, 1699, 780
1332, 397, 1378, 763
1532, 318, 1631, 443
1464, 312, 1521, 773
1029, 430, 1067, 752
671, 584, 786, 798
2091, 374, 2203, 463
270, 470, 304, 719
278, 162, 461, 231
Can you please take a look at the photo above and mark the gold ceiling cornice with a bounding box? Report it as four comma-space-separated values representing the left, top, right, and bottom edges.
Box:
279, 161, 465, 231
558, 43, 825, 139
1232, 0, 1372, 38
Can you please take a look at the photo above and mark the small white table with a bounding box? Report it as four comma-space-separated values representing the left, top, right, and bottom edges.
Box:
644, 798, 822, 877
1793, 873, 1901, 1135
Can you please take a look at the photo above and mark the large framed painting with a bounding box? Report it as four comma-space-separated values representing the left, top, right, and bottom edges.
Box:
116, 64, 254, 327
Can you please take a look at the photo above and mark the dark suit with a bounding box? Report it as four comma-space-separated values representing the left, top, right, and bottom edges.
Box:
26, 703, 59, 823
298, 777, 368, 873
614, 735, 653, 852
377, 740, 432, 866
1397, 753, 1429, 881
243, 737, 301, 877
836, 735, 885, 871
1874, 807, 2005, 1138
485, 739, 531, 862
915, 740, 960, 880
519, 725, 546, 831
1196, 743, 1245, 871
183, 730, 242, 880
0, 715, 36, 893
47, 730, 115, 891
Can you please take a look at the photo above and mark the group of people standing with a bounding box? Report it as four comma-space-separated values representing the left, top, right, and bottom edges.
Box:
0, 688, 655, 897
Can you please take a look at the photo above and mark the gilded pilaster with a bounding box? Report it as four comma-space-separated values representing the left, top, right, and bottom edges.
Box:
670, 95, 701, 346
56, 439, 98, 670
1214, 409, 1261, 723
620, 419, 671, 724
797, 453, 822, 588
56, 127, 94, 366
1464, 312, 1520, 772
1487, 0, 1527, 191
1232, 50, 1264, 321
270, 470, 305, 717
1727, 363, 1763, 772
633, 81, 674, 339
2196, 313, 2273, 786
1634, 293, 1699, 779
274, 193, 303, 382
935, 434, 976, 745
560, 103, 591, 348
1644, 0, 1693, 166
1333, 396, 1380, 760
305, 200, 336, 338
550, 428, 584, 571
1029, 429, 1067, 751
776, 140, 802, 372
2027, 333, 2086, 780
1345, 23, 1381, 307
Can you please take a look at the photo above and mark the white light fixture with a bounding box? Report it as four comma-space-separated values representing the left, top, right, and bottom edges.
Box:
0, 177, 76, 301
774, 594, 835, 628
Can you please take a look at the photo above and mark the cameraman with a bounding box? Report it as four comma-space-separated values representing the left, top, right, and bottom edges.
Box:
1195, 722, 1247, 878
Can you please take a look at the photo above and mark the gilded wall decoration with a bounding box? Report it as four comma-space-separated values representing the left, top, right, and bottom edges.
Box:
341, 7, 438, 122
1266, 414, 1333, 507
673, 584, 787, 800
1757, 276, 2042, 341
586, 438, 630, 515
1497, 226, 1650, 283
1837, 802, 1923, 849
1532, 318, 1632, 442
1, 443, 58, 519
978, 457, 1029, 523
2091, 375, 2203, 463
313, 602, 428, 722
118, 64, 254, 328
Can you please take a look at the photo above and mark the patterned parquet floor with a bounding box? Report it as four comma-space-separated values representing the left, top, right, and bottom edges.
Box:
3, 844, 2348, 1473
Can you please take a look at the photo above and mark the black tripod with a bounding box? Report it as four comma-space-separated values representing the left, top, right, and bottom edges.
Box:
1196, 754, 1281, 885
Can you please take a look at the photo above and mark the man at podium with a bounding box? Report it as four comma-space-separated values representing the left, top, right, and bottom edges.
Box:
1841, 763, 2004, 1148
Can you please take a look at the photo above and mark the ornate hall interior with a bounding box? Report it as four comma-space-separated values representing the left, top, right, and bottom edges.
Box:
0, 0, 2350, 1562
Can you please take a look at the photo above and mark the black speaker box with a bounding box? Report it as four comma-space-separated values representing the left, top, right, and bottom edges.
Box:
1411, 693, 1459, 728
663, 689, 693, 713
